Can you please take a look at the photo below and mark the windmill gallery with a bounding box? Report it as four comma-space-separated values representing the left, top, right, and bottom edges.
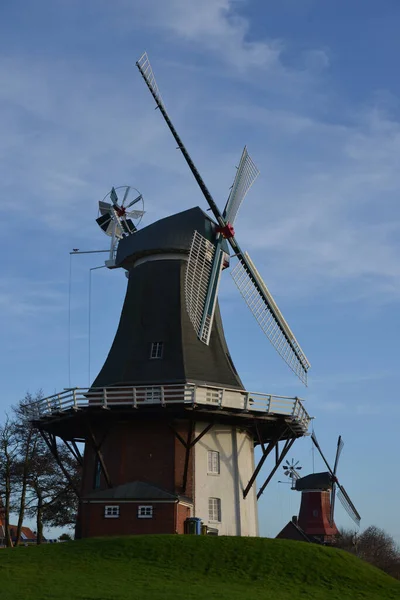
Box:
28, 53, 360, 542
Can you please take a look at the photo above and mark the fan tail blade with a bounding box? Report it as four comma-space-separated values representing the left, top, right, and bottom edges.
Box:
185, 231, 224, 345
127, 194, 143, 208
110, 187, 119, 207
96, 213, 113, 235
122, 186, 131, 205
223, 146, 259, 226
99, 201, 112, 216
121, 218, 136, 235
333, 435, 344, 476
126, 209, 145, 219
337, 484, 361, 526
231, 252, 310, 385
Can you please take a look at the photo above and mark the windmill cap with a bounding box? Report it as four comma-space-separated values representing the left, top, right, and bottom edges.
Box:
295, 471, 333, 491
116, 206, 229, 270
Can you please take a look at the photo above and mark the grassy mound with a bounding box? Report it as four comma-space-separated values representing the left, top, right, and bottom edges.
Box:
1, 535, 399, 599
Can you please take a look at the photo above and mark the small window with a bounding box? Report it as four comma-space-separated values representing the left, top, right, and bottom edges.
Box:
138, 505, 153, 519
145, 387, 162, 403
104, 505, 119, 518
313, 509, 319, 517
208, 497, 221, 522
150, 342, 163, 359
207, 451, 220, 474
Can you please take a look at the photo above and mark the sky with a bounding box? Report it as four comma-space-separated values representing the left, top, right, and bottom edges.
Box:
1, 0, 400, 541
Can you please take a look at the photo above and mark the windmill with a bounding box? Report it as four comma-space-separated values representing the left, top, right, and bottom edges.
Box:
278, 433, 360, 544
136, 52, 310, 386
29, 53, 313, 540
283, 458, 302, 489
96, 186, 145, 267
309, 432, 360, 528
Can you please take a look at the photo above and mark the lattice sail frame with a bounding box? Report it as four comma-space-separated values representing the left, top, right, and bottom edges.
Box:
185, 231, 216, 344
231, 253, 310, 385
136, 53, 165, 109
224, 146, 260, 225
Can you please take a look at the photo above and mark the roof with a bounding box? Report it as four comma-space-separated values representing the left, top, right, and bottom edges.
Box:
276, 520, 312, 543
295, 472, 332, 491
84, 480, 191, 502
116, 206, 229, 269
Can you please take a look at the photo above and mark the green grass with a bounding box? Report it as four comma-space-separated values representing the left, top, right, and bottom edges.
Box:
1, 535, 400, 600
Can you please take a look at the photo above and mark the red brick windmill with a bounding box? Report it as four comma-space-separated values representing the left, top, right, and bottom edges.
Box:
31, 53, 312, 539
278, 433, 361, 543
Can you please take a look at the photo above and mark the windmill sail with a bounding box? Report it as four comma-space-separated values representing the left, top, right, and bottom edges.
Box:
185, 231, 224, 344
137, 51, 311, 385
223, 146, 259, 225
231, 252, 310, 385
337, 485, 361, 526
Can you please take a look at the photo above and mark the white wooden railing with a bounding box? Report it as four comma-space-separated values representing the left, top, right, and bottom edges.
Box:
29, 383, 311, 433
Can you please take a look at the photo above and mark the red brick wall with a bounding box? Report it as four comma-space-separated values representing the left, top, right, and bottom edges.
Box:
176, 503, 192, 534
298, 490, 338, 536
81, 502, 176, 537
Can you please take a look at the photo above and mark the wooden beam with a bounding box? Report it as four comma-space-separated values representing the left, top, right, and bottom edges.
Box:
87, 424, 112, 489
257, 437, 296, 499
182, 421, 195, 494
189, 423, 213, 448
38, 430, 80, 497
243, 426, 287, 499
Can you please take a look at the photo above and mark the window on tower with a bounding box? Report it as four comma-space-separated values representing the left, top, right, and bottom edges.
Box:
208, 497, 221, 523
150, 342, 163, 359
207, 450, 220, 475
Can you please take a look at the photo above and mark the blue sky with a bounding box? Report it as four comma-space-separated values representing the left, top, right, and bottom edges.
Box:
1, 0, 400, 540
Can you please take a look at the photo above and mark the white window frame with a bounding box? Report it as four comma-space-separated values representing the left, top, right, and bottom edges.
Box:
138, 505, 153, 519
145, 387, 162, 403
207, 450, 220, 475
150, 342, 163, 359
104, 505, 120, 518
208, 497, 221, 523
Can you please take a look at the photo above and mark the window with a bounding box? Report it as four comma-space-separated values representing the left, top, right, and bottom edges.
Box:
208, 497, 221, 522
94, 458, 101, 490
150, 342, 163, 359
207, 451, 220, 474
138, 505, 153, 519
145, 387, 162, 403
313, 509, 319, 517
104, 505, 120, 518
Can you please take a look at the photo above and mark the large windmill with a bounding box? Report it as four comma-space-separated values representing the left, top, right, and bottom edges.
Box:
277, 433, 361, 544
30, 53, 312, 539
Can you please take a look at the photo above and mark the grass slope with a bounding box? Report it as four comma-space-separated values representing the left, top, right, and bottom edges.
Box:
1, 535, 400, 600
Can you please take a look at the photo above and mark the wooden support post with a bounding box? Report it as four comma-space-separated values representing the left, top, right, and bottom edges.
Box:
182, 421, 194, 494
87, 424, 112, 489
257, 436, 296, 499
243, 426, 287, 499
38, 430, 80, 497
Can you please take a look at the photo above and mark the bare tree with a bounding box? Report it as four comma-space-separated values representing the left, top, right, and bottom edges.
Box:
337, 526, 400, 580
0, 416, 18, 547
12, 393, 41, 546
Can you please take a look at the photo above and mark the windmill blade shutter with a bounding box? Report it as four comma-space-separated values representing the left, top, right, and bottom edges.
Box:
337, 484, 361, 526
185, 231, 224, 345
223, 147, 259, 225
231, 252, 310, 385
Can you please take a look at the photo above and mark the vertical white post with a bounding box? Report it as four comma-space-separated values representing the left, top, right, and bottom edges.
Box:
103, 388, 108, 409
73, 389, 77, 410
133, 387, 137, 408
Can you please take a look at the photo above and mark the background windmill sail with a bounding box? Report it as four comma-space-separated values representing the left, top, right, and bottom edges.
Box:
136, 52, 311, 386
311, 431, 360, 526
